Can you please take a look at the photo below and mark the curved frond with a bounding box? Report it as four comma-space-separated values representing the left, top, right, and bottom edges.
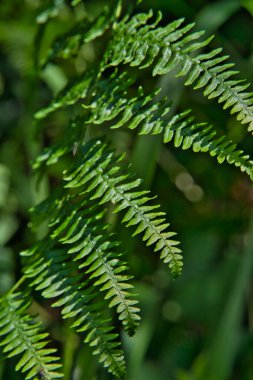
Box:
23, 244, 126, 379
0, 292, 62, 380
64, 139, 183, 278
35, 67, 253, 181
28, 190, 140, 338
55, 200, 140, 335
103, 10, 253, 130
79, 70, 253, 180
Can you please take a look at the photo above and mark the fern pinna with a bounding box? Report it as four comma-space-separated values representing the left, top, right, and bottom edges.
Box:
1, 0, 253, 379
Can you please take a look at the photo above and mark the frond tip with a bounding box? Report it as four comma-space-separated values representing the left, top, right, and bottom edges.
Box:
0, 292, 62, 380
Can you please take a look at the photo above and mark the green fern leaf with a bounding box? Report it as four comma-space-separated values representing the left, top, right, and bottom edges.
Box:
42, 1, 122, 66
5, 2, 252, 378
80, 71, 253, 180
52, 201, 140, 336
0, 292, 62, 380
34, 70, 96, 120
23, 244, 126, 379
64, 139, 183, 278
28, 190, 140, 338
103, 10, 253, 130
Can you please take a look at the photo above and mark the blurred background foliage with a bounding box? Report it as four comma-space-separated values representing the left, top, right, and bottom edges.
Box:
1, 0, 253, 379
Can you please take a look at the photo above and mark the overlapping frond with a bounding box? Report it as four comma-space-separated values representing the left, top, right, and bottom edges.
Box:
23, 243, 126, 378
0, 292, 62, 380
34, 68, 129, 121
34, 64, 253, 181
21, 169, 141, 378
29, 186, 140, 334
3, 2, 253, 379
82, 71, 253, 180
64, 139, 183, 278
103, 10, 253, 130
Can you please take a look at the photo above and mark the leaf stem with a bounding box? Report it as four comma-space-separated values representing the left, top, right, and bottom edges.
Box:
7, 275, 27, 296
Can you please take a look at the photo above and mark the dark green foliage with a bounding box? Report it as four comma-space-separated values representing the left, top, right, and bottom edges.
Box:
0, 1, 253, 379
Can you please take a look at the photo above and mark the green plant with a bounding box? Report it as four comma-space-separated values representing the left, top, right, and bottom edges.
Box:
1, 1, 253, 379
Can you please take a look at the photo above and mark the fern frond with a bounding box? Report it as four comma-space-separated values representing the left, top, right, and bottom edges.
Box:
34, 70, 96, 120
103, 10, 253, 130
42, 0, 122, 66
23, 244, 126, 378
32, 132, 78, 171
64, 139, 183, 278
34, 64, 253, 181
82, 72, 253, 180
34, 68, 131, 121
5, 1, 253, 379
28, 188, 140, 337
54, 200, 140, 335
0, 292, 62, 380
